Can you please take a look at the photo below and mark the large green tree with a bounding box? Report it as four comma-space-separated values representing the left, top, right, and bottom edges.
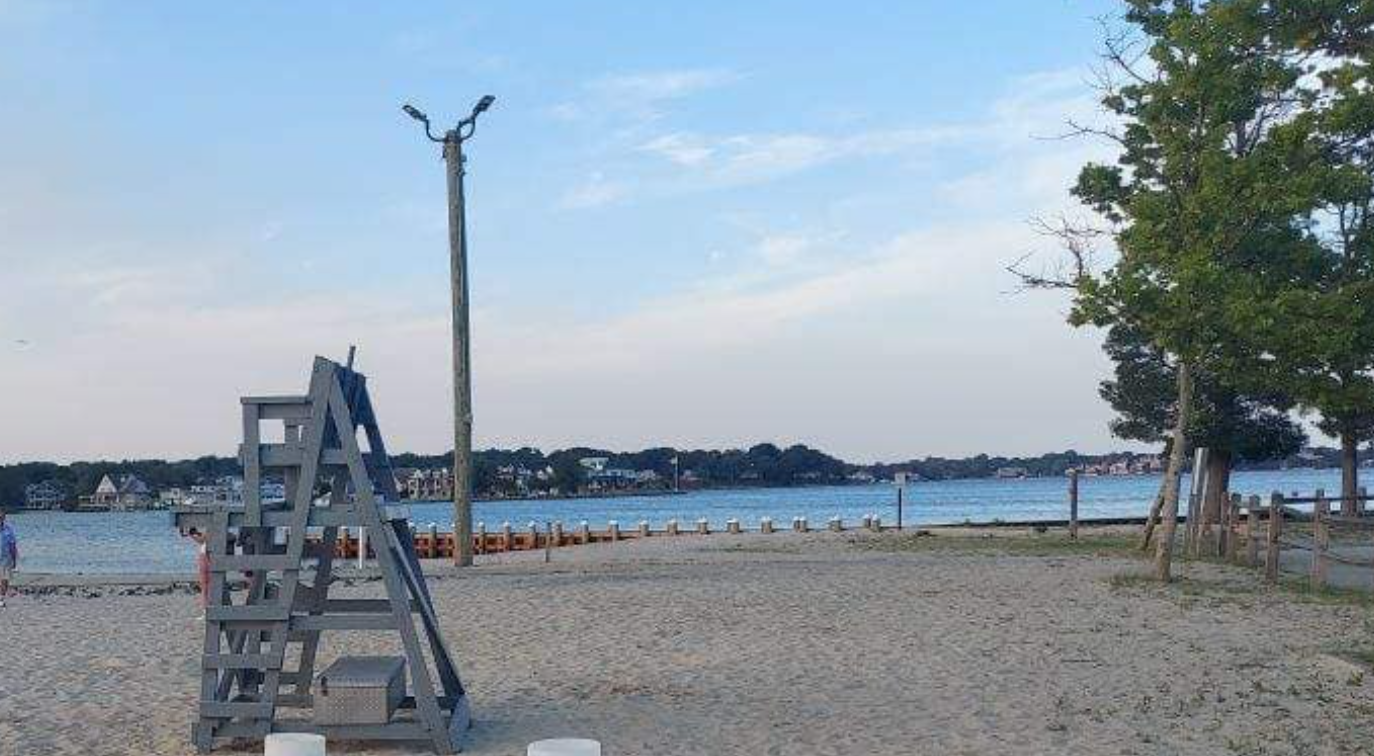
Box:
1241, 11, 1374, 512
1044, 0, 1315, 579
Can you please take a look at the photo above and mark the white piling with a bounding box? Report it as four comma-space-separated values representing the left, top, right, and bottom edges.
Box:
727, 518, 741, 534
696, 518, 710, 535
357, 527, 367, 568
871, 516, 882, 532
528, 739, 602, 756
638, 520, 651, 537
828, 516, 843, 532
265, 733, 326, 756
666, 518, 680, 536
607, 520, 620, 541
760, 517, 774, 534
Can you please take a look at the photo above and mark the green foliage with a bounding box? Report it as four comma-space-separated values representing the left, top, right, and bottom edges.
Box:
1100, 323, 1305, 460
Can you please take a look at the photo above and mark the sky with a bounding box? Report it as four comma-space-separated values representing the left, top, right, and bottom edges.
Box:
0, 0, 1144, 465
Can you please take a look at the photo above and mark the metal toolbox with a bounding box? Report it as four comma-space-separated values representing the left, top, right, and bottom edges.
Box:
314, 655, 407, 725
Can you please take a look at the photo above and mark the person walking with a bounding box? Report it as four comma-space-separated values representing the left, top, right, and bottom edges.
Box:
0, 511, 18, 608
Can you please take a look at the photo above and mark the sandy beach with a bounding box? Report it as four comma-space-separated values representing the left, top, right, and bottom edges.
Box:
3, 528, 1373, 756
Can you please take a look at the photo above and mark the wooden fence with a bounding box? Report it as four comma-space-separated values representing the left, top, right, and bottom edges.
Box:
1205, 488, 1374, 590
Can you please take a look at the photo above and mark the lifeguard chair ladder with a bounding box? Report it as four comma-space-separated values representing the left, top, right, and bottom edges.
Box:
176, 356, 470, 753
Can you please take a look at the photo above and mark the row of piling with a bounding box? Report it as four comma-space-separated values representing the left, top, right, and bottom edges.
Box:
315, 514, 895, 560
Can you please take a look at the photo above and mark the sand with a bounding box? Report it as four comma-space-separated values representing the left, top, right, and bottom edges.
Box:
2, 528, 1373, 755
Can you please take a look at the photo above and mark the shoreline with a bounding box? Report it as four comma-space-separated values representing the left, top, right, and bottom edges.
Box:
9, 520, 1155, 589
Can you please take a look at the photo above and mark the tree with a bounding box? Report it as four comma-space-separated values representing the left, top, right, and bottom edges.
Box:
1240, 14, 1374, 513
1100, 323, 1305, 546
1021, 0, 1313, 579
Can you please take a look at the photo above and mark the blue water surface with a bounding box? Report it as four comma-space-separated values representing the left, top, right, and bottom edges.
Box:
8, 467, 1345, 574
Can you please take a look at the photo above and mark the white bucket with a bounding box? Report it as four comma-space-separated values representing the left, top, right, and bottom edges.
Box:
528, 739, 601, 756
264, 733, 326, 756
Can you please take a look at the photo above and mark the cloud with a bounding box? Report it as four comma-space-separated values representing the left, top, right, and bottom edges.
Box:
557, 171, 632, 210
551, 67, 740, 123
589, 68, 739, 103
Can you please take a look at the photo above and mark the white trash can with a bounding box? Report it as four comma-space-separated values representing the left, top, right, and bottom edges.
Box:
528, 739, 601, 756
265, 733, 326, 756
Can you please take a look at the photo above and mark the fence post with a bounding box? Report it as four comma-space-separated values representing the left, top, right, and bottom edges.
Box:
1184, 492, 1200, 557
1359, 486, 1369, 517
1265, 492, 1282, 584
552, 520, 564, 546
1224, 493, 1240, 562
1245, 495, 1260, 568
1069, 469, 1079, 540
1311, 489, 1328, 591
475, 522, 486, 555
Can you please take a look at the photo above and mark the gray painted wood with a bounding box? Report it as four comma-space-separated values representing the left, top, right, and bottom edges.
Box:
190, 357, 470, 754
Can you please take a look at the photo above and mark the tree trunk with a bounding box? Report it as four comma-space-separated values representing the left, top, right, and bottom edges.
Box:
1139, 476, 1168, 551
1154, 360, 1194, 582
1341, 430, 1359, 516
1202, 448, 1232, 551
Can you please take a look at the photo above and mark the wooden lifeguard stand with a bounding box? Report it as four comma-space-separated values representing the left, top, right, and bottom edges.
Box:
175, 356, 471, 753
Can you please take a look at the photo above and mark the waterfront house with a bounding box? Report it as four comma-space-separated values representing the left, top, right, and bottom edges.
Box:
24, 480, 69, 510
92, 474, 120, 508
114, 475, 153, 510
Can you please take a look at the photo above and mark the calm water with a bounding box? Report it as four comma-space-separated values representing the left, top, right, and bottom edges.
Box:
9, 467, 1346, 574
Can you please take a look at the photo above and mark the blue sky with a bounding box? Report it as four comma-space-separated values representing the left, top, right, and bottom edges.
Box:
1, 1, 1135, 463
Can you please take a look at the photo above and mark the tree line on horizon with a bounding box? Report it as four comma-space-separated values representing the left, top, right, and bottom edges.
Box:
0, 442, 1355, 510
1015, 1, 1374, 580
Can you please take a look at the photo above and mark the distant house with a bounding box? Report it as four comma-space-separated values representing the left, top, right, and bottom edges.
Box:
114, 475, 153, 510
92, 474, 120, 508
24, 480, 69, 510
578, 457, 609, 473
994, 466, 1028, 479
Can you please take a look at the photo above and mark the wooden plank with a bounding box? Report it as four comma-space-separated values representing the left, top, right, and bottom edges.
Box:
209, 554, 297, 573
203, 653, 281, 670
199, 701, 273, 719
259, 403, 311, 421
195, 509, 231, 753
319, 598, 416, 613
207, 605, 290, 623
241, 395, 308, 405
242, 403, 262, 526
258, 445, 351, 468
289, 614, 397, 631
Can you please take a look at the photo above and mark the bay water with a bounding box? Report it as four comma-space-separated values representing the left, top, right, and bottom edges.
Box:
8, 467, 1346, 574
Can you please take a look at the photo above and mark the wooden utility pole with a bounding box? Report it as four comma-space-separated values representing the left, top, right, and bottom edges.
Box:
402, 97, 496, 567
444, 136, 474, 567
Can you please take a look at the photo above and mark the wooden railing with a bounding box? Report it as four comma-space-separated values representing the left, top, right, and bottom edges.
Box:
1207, 489, 1374, 590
